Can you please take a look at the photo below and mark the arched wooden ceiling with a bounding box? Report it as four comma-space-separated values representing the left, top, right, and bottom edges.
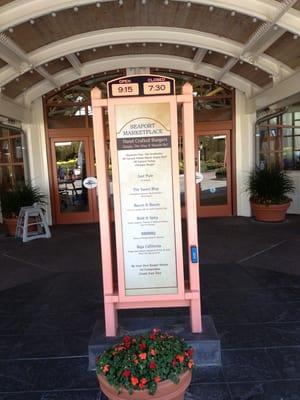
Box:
0, 0, 299, 106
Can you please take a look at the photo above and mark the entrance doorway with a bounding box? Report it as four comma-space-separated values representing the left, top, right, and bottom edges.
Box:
49, 130, 98, 224
196, 130, 232, 217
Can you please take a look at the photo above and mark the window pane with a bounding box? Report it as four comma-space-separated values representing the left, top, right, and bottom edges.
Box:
295, 136, 300, 150
283, 128, 293, 136
0, 166, 13, 189
0, 127, 10, 139
282, 113, 292, 125
294, 151, 300, 170
0, 140, 10, 163
11, 137, 23, 162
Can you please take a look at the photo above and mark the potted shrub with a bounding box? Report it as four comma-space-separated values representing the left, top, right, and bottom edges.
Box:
0, 183, 46, 236
96, 328, 193, 400
247, 166, 295, 222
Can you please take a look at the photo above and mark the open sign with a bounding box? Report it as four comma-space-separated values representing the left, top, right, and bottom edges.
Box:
83, 177, 97, 189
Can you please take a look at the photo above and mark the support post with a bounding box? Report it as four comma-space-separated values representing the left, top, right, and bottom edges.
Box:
91, 87, 117, 336
181, 82, 202, 332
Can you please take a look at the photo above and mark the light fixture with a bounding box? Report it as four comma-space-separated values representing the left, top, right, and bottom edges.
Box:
30, 69, 34, 74
209, 6, 214, 12
192, 47, 196, 51
73, 6, 79, 12
60, 57, 65, 61
8, 27, 14, 33
293, 34, 299, 40
30, 19, 35, 24
51, 12, 56, 17
164, 0, 169, 5
187, 1, 191, 7
141, 0, 146, 4
142, 43, 146, 47
126, 43, 130, 47
252, 17, 257, 23
16, 77, 20, 82
76, 52, 80, 56
254, 66, 258, 71
119, 0, 123, 5
224, 55, 228, 59
239, 60, 244, 64
93, 48, 97, 52
273, 25, 278, 31
208, 50, 212, 54
159, 43, 163, 47
231, 11, 235, 16
176, 44, 180, 48
45, 63, 48, 67
109, 45, 113, 49
96, 1, 101, 7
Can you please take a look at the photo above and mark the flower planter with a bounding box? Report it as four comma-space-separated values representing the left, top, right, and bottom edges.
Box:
98, 370, 192, 400
3, 218, 17, 236
251, 202, 290, 222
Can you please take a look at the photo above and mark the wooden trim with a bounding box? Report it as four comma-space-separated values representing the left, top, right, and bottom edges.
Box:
195, 120, 232, 131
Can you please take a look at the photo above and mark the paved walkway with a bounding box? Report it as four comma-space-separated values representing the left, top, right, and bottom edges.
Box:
0, 216, 299, 399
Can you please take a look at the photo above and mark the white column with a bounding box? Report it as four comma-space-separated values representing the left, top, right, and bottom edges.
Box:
235, 90, 256, 217
23, 97, 52, 224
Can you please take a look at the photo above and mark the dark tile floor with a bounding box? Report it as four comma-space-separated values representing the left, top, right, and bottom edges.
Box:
0, 217, 299, 399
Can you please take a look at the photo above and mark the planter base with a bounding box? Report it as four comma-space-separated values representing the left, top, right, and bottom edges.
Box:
98, 370, 192, 400
251, 202, 290, 222
3, 218, 17, 236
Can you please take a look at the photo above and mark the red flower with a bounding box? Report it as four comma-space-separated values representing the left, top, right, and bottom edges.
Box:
131, 376, 139, 386
186, 348, 193, 357
139, 377, 148, 389
149, 361, 156, 369
150, 348, 156, 356
154, 376, 161, 383
176, 354, 184, 363
123, 336, 131, 349
102, 364, 110, 373
139, 352, 147, 360
122, 369, 131, 378
188, 359, 194, 369
139, 342, 147, 351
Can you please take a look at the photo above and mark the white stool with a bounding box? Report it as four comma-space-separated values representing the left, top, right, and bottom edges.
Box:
16, 204, 51, 243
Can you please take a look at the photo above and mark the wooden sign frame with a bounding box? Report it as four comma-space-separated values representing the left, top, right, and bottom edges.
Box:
91, 75, 201, 336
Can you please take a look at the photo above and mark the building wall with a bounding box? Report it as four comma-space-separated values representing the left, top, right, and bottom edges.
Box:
23, 98, 52, 225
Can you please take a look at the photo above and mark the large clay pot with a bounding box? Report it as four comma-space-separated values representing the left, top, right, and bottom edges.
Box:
251, 202, 290, 222
3, 218, 17, 236
98, 370, 192, 400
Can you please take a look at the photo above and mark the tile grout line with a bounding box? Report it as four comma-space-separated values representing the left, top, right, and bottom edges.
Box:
237, 240, 287, 264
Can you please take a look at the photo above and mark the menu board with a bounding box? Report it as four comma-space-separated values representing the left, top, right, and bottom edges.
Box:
115, 103, 178, 296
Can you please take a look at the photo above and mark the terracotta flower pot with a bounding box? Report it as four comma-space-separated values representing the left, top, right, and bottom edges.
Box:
251, 202, 290, 222
3, 217, 17, 236
97, 370, 192, 400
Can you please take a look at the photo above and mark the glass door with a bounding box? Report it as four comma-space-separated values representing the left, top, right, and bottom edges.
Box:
195, 130, 232, 217
50, 136, 97, 224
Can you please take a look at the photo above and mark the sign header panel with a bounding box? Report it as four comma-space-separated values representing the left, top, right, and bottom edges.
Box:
108, 75, 175, 98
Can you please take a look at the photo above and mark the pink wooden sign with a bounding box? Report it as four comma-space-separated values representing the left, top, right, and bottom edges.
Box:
91, 75, 201, 336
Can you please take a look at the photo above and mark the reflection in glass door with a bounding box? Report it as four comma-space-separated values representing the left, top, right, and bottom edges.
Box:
196, 131, 232, 217
51, 137, 96, 224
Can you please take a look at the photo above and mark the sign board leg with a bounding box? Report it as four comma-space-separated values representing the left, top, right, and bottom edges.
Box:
104, 301, 118, 337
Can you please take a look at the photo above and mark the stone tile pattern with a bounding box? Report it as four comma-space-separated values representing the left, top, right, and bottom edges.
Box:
0, 218, 299, 399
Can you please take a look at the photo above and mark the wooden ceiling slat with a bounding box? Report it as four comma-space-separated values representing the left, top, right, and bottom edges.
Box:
78, 43, 195, 63
3, 70, 44, 98
6, 0, 260, 53
43, 58, 72, 75
265, 32, 300, 69
202, 52, 230, 68
231, 63, 272, 87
